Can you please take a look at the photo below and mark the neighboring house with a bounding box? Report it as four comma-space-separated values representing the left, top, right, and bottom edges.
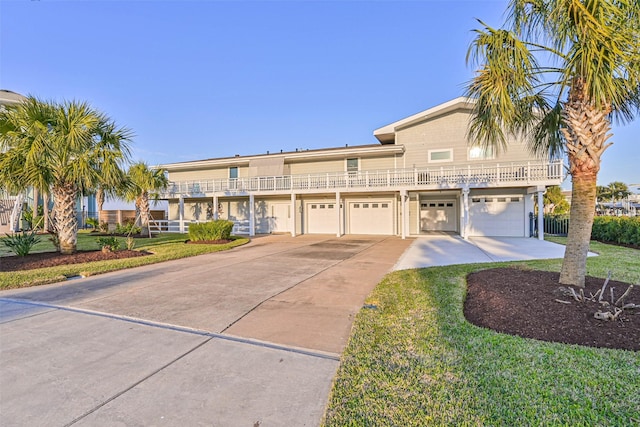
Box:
159, 97, 564, 238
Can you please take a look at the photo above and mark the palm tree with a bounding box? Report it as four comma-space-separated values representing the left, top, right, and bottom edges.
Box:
465, 0, 640, 287
122, 162, 168, 237
0, 97, 132, 254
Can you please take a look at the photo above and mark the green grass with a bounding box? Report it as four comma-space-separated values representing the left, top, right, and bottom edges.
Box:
0, 231, 249, 289
323, 239, 640, 426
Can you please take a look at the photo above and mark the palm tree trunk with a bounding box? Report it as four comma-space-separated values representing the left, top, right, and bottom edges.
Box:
52, 183, 78, 254
97, 188, 104, 226
559, 81, 612, 287
43, 192, 50, 232
139, 192, 150, 237
559, 170, 597, 287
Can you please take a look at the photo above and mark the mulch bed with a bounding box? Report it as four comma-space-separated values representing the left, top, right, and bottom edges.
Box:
465, 267, 639, 351
0, 250, 149, 272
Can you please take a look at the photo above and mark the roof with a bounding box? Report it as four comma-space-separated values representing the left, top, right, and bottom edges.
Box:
0, 90, 27, 106
161, 143, 404, 171
373, 96, 475, 144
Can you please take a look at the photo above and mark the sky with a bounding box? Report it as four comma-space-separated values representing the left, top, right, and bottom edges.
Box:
1, 0, 638, 194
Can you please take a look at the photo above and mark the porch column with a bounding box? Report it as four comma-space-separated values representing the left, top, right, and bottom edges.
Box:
179, 196, 185, 233
400, 190, 408, 239
537, 190, 544, 240
291, 193, 297, 237
461, 188, 470, 240
336, 191, 341, 237
249, 194, 255, 237
213, 195, 219, 220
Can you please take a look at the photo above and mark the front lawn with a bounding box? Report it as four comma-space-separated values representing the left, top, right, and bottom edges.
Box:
323, 239, 640, 426
0, 231, 249, 289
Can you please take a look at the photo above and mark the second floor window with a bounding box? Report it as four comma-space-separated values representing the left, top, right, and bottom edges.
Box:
428, 149, 453, 163
229, 167, 238, 179
469, 145, 494, 160
347, 158, 359, 174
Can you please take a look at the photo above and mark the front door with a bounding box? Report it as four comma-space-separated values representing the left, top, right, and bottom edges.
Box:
271, 203, 291, 233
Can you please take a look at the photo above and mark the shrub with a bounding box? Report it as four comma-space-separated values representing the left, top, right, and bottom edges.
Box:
96, 236, 121, 252
114, 219, 141, 236
86, 217, 100, 230
592, 216, 640, 246
188, 220, 234, 242
2, 230, 42, 256
99, 221, 109, 233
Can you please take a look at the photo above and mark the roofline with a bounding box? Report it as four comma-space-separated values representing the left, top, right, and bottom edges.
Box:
373, 97, 476, 144
160, 144, 404, 171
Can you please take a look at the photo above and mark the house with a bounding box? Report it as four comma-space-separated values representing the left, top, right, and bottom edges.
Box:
159, 97, 564, 239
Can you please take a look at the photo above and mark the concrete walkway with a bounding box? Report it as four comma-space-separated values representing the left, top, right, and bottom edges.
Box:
393, 234, 574, 270
0, 235, 412, 427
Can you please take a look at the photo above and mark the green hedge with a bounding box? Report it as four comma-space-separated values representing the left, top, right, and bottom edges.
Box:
188, 220, 234, 241
591, 216, 640, 246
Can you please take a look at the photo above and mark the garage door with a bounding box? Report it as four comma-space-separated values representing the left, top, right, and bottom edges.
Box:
349, 201, 393, 235
306, 202, 337, 234
469, 196, 524, 236
421, 200, 457, 232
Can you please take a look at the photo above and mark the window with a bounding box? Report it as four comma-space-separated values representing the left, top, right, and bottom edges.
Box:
381, 203, 389, 208
428, 149, 453, 163
363, 203, 369, 208
353, 203, 360, 208
469, 145, 494, 160
510, 197, 521, 202
346, 158, 359, 174
229, 167, 238, 179
372, 203, 379, 208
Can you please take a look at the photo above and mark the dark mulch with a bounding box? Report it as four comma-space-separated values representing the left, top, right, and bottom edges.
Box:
0, 250, 149, 272
465, 267, 639, 351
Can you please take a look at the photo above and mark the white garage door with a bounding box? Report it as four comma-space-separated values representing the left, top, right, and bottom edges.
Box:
421, 200, 457, 232
306, 202, 337, 234
349, 201, 393, 235
469, 196, 524, 236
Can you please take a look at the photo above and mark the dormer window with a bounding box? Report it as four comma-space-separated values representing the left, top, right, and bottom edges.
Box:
428, 149, 453, 163
469, 145, 494, 160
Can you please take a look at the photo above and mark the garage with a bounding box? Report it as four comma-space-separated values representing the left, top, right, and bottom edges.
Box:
348, 201, 393, 235
306, 202, 338, 234
468, 195, 524, 236
420, 200, 457, 232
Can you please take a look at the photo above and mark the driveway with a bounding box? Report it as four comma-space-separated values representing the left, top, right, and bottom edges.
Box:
393, 233, 573, 270
0, 235, 411, 427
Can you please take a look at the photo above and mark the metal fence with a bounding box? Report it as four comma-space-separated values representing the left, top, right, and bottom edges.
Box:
531, 213, 570, 237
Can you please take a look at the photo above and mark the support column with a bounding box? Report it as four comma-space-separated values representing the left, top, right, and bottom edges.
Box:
249, 194, 255, 237
461, 187, 470, 240
336, 191, 341, 237
291, 193, 297, 237
401, 190, 408, 239
179, 196, 185, 233
537, 190, 544, 240
213, 195, 219, 220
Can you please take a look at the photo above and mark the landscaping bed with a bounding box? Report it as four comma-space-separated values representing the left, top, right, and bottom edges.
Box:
0, 250, 148, 272
465, 267, 639, 351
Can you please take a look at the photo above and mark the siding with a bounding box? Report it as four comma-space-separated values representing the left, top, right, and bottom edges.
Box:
396, 110, 538, 169
288, 158, 344, 175
170, 167, 240, 182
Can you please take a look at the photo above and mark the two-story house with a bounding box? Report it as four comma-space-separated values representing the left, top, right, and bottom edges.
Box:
159, 97, 564, 238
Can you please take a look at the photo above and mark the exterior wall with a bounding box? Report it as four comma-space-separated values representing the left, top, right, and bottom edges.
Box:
396, 111, 536, 169
169, 166, 244, 182
288, 158, 344, 175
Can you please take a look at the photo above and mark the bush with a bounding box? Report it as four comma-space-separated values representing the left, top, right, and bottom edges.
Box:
114, 219, 141, 236
2, 230, 42, 256
86, 217, 100, 230
592, 216, 640, 246
96, 236, 121, 252
188, 220, 234, 242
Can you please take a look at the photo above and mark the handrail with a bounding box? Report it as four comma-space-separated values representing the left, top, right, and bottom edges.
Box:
160, 159, 564, 197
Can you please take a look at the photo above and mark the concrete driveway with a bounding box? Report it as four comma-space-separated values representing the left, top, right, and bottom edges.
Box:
0, 235, 411, 427
393, 233, 574, 270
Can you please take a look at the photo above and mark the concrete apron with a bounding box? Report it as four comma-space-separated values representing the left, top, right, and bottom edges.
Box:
0, 234, 412, 427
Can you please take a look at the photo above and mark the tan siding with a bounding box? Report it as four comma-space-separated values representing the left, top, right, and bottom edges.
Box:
397, 111, 543, 169
169, 167, 233, 182
288, 159, 344, 175
360, 156, 396, 171
409, 194, 419, 234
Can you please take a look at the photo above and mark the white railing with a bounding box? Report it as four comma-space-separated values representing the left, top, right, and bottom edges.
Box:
160, 160, 564, 197
149, 219, 251, 235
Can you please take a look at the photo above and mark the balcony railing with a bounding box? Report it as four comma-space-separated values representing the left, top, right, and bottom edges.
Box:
161, 160, 564, 197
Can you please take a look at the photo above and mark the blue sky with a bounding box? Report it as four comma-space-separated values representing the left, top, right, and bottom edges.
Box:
1, 0, 638, 191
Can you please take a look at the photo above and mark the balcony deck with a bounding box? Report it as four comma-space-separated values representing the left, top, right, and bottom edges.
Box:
160, 160, 564, 198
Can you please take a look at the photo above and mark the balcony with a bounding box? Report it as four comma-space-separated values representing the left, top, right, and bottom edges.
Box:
160, 159, 564, 198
